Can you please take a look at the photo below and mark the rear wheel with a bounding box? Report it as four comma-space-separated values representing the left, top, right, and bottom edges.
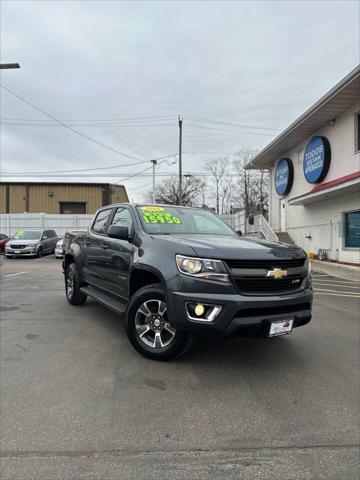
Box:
126, 284, 191, 361
65, 263, 87, 305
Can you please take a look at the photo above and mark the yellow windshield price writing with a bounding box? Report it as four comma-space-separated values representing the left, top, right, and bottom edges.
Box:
143, 211, 182, 225
140, 206, 165, 212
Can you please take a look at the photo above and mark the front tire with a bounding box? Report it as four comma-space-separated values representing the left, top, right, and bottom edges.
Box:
126, 284, 191, 361
65, 263, 87, 305
37, 247, 43, 258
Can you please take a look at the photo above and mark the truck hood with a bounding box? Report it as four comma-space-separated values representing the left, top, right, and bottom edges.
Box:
155, 234, 304, 260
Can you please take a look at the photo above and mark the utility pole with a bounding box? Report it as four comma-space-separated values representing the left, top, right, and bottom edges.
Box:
178, 115, 183, 205
151, 159, 157, 203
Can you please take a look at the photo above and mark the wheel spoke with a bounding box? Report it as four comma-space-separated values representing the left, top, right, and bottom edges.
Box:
154, 332, 164, 348
138, 303, 151, 317
157, 300, 167, 316
136, 325, 151, 338
164, 324, 176, 337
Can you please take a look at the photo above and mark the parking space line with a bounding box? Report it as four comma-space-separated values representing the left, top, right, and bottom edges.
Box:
314, 288, 360, 297
315, 292, 360, 298
312, 282, 359, 289
4, 271, 27, 278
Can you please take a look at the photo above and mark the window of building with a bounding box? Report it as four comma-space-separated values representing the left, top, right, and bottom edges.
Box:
356, 112, 360, 152
92, 208, 112, 234
345, 210, 360, 248
60, 202, 86, 214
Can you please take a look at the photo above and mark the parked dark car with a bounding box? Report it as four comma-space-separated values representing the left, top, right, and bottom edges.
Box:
5, 229, 58, 258
63, 204, 313, 361
0, 233, 10, 254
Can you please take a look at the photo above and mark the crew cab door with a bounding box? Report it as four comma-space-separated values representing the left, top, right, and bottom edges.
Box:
102, 206, 136, 299
82, 207, 114, 289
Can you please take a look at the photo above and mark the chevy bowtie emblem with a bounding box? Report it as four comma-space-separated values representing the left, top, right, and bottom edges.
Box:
266, 268, 288, 279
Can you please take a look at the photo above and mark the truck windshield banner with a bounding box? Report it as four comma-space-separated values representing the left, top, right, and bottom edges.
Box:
140, 206, 182, 224
303, 136, 331, 183
275, 158, 294, 196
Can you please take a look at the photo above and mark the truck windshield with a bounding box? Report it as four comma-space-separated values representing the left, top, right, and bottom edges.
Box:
136, 205, 236, 236
13, 230, 41, 240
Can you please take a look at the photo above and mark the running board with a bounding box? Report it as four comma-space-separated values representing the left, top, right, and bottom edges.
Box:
80, 286, 127, 315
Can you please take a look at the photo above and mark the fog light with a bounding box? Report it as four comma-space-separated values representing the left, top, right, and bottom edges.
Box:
194, 304, 205, 316
186, 302, 222, 322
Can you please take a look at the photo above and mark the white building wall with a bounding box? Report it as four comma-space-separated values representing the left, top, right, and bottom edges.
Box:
269, 102, 360, 262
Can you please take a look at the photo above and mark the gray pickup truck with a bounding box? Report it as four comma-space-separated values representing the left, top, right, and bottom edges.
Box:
63, 204, 313, 361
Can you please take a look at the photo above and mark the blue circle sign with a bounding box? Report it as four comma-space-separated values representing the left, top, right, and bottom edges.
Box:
275, 158, 294, 196
303, 136, 331, 183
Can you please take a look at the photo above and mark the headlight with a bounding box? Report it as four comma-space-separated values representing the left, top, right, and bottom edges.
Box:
176, 255, 230, 282
306, 258, 311, 274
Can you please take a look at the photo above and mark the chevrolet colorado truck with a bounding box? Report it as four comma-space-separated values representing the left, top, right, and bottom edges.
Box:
63, 204, 313, 360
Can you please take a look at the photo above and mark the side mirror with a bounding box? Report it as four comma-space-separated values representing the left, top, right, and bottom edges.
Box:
108, 224, 129, 241
42, 235, 48, 240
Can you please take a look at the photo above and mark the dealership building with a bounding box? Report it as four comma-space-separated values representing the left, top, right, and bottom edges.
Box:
247, 65, 360, 264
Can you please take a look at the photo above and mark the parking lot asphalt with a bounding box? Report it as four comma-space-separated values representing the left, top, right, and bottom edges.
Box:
0, 256, 359, 480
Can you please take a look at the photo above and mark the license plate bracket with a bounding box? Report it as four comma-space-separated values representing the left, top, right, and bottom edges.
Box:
269, 318, 294, 337
14, 250, 21, 254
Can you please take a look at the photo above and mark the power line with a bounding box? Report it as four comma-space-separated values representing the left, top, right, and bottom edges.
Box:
0, 84, 144, 163
1, 114, 177, 123
183, 115, 282, 132
0, 121, 175, 128
0, 171, 248, 178
1, 153, 177, 175
183, 123, 276, 137
114, 157, 170, 184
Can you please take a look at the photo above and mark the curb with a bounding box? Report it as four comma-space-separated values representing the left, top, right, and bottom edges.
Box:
311, 259, 360, 282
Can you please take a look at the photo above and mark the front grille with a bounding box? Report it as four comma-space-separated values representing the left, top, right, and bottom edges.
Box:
235, 276, 304, 295
10, 244, 26, 249
226, 258, 305, 269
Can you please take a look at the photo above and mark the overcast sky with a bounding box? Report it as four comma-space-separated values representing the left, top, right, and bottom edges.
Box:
0, 0, 359, 203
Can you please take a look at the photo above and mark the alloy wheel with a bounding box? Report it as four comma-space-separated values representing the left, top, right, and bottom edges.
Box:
135, 299, 176, 349
66, 269, 74, 298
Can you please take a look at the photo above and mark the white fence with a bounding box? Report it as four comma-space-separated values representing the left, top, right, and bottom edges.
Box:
246, 214, 279, 242
0, 214, 93, 236
219, 211, 246, 234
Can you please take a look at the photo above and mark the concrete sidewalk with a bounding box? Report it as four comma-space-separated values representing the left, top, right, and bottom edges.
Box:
311, 259, 360, 282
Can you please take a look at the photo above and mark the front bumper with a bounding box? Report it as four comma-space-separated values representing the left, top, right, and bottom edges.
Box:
5, 247, 37, 256
167, 288, 313, 337
55, 248, 64, 257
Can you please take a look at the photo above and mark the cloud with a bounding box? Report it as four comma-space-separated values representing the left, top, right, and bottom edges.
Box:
0, 0, 359, 201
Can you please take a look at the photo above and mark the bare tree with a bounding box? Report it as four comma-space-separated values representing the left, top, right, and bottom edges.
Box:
233, 148, 269, 218
146, 175, 204, 206
205, 157, 229, 214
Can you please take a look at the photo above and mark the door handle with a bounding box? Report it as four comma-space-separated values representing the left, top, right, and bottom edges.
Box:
101, 243, 109, 250
85, 240, 91, 246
